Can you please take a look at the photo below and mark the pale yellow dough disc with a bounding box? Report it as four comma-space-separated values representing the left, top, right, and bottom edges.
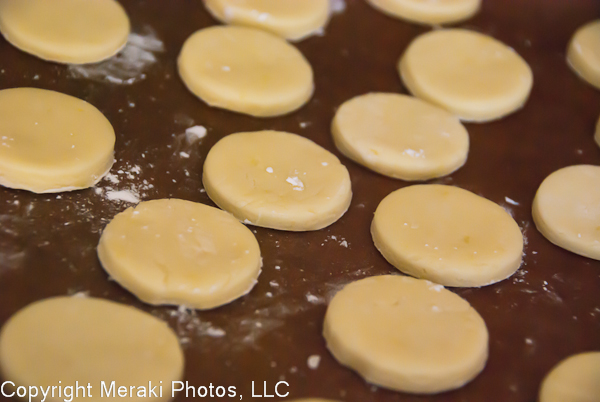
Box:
332, 93, 469, 180
98, 199, 262, 310
539, 352, 600, 402
323, 275, 488, 394
0, 88, 115, 193
204, 0, 330, 41
532, 165, 600, 260
399, 29, 533, 122
567, 20, 600, 90
372, 185, 523, 287
0, 0, 130, 64
178, 26, 313, 117
367, 0, 480, 25
203, 130, 352, 231
0, 297, 184, 402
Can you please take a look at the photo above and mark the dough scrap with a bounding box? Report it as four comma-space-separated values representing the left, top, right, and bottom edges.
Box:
399, 29, 533, 122
203, 130, 352, 231
539, 352, 600, 402
204, 0, 330, 41
178, 26, 313, 117
98, 199, 262, 310
332, 93, 469, 180
532, 165, 600, 260
371, 185, 523, 287
323, 275, 488, 394
366, 0, 480, 25
0, 88, 115, 193
567, 20, 600, 90
0, 297, 184, 402
0, 0, 130, 64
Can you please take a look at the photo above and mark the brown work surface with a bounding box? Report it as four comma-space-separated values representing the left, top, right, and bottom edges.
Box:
1, 1, 599, 401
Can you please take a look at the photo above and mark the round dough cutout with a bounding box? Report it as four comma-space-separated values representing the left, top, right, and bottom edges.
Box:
98, 199, 262, 309
372, 185, 523, 287
366, 0, 481, 25
178, 25, 314, 117
532, 165, 600, 260
567, 20, 600, 90
539, 352, 600, 402
0, 88, 115, 193
0, 296, 184, 401
204, 0, 330, 41
203, 130, 352, 231
0, 0, 130, 64
399, 29, 533, 122
323, 275, 489, 394
332, 93, 469, 180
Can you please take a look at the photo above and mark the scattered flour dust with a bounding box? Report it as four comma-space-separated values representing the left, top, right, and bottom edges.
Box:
330, 0, 346, 13
68, 26, 164, 85
307, 355, 321, 370
95, 162, 154, 204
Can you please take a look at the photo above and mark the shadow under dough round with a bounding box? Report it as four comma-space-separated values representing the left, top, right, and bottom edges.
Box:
323, 275, 489, 394
0, 88, 115, 193
567, 19, 600, 90
366, 0, 480, 25
178, 25, 314, 117
332, 93, 469, 180
204, 0, 330, 41
98, 199, 262, 310
203, 130, 352, 231
399, 29, 533, 122
539, 352, 600, 402
0, 0, 130, 64
532, 165, 600, 260
371, 184, 524, 287
0, 297, 184, 400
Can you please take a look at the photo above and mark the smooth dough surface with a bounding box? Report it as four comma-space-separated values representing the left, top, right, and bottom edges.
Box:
372, 185, 523, 287
204, 0, 330, 41
323, 275, 488, 394
98, 199, 262, 309
567, 20, 600, 90
399, 29, 533, 122
596, 115, 600, 149
0, 88, 115, 193
0, 297, 183, 402
332, 93, 469, 180
178, 26, 313, 117
0, 0, 130, 64
532, 165, 600, 260
539, 352, 600, 402
367, 0, 480, 25
203, 131, 352, 231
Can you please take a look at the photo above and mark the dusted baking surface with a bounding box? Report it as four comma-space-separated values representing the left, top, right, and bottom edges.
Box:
0, 1, 599, 401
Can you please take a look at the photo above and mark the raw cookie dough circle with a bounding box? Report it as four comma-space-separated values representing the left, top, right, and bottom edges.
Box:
178, 26, 314, 117
323, 275, 488, 394
366, 0, 480, 25
372, 185, 523, 287
399, 29, 533, 122
204, 0, 330, 41
567, 20, 600, 90
0, 0, 130, 64
98, 199, 262, 309
203, 130, 352, 231
0, 297, 184, 402
532, 165, 600, 260
539, 352, 600, 402
332, 93, 469, 181
0, 88, 115, 193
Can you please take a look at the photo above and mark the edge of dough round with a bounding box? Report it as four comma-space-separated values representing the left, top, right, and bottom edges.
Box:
366, 0, 481, 25
567, 20, 600, 90
331, 92, 469, 181
0, 0, 130, 64
323, 275, 489, 394
98, 199, 263, 310
204, 0, 331, 41
539, 352, 600, 402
